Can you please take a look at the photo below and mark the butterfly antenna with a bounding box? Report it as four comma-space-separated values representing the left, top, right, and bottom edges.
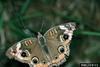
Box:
39, 20, 44, 33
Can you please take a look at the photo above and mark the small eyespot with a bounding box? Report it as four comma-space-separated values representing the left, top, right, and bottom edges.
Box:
21, 51, 27, 57
55, 56, 58, 59
65, 54, 69, 59
12, 50, 17, 54
32, 57, 39, 64
63, 34, 69, 40
58, 46, 65, 53
43, 61, 46, 64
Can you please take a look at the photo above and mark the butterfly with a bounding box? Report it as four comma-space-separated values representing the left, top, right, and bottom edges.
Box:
6, 22, 76, 67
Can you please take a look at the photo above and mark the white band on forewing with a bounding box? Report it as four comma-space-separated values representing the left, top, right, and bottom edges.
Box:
59, 25, 73, 39
16, 42, 21, 51
59, 25, 68, 30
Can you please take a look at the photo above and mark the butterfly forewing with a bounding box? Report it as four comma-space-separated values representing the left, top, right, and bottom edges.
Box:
6, 38, 48, 65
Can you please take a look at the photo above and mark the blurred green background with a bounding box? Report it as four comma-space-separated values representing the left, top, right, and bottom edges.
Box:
0, 0, 100, 67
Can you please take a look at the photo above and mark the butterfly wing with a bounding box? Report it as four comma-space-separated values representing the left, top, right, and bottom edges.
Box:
6, 37, 49, 67
44, 23, 76, 66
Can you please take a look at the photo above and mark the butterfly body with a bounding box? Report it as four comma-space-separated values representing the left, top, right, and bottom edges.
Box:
6, 23, 76, 67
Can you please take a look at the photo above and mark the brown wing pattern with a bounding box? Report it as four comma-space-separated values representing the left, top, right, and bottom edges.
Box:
44, 23, 75, 66
6, 37, 49, 67
6, 23, 75, 67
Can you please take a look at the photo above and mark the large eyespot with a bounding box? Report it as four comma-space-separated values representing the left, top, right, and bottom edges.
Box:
32, 57, 39, 64
63, 34, 69, 40
21, 50, 30, 57
58, 46, 65, 53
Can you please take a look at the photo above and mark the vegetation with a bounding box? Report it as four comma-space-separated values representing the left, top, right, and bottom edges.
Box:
0, 0, 100, 67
